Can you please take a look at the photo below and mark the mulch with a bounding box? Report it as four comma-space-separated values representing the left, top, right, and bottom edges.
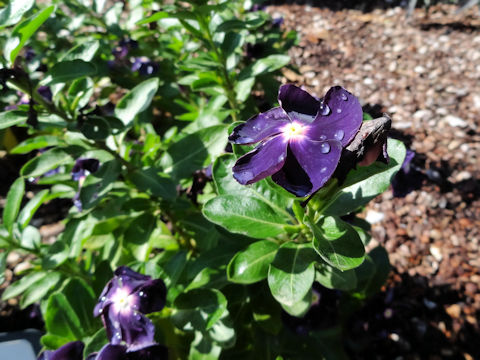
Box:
267, 2, 480, 359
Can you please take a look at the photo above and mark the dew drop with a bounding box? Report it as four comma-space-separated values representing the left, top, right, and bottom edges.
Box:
278, 154, 285, 162
340, 92, 348, 101
319, 103, 331, 116
320, 142, 330, 154
336, 108, 342, 114
101, 296, 106, 302
319, 135, 327, 141
334, 129, 345, 141
320, 166, 327, 173
98, 308, 103, 314
139, 291, 145, 297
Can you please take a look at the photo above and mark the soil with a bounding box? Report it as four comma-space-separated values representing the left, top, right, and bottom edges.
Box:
1, 2, 480, 359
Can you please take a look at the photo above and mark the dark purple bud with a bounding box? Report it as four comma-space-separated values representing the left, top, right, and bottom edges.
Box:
37, 86, 52, 102
272, 17, 284, 27
230, 84, 362, 197
72, 158, 100, 181
25, 47, 36, 62
391, 149, 424, 197
37, 341, 84, 360
94, 266, 167, 348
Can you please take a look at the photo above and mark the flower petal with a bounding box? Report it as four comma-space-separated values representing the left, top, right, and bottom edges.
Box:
278, 84, 320, 123
94, 344, 127, 360
228, 107, 290, 145
289, 139, 342, 195
38, 341, 84, 360
271, 146, 312, 197
307, 86, 362, 146
126, 344, 168, 360
233, 135, 288, 185
132, 279, 167, 314
103, 305, 155, 348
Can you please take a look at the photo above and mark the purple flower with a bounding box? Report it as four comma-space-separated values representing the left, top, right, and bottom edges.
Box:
94, 266, 167, 350
37, 86, 52, 102
72, 158, 100, 181
391, 149, 423, 197
112, 39, 138, 59
89, 343, 167, 360
37, 341, 84, 360
131, 58, 159, 76
229, 84, 363, 197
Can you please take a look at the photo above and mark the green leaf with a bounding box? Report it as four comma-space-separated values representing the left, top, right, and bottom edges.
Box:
136, 11, 168, 25
61, 40, 100, 62
0, 110, 27, 130
189, 331, 222, 360
83, 328, 108, 357
227, 240, 279, 284
123, 213, 156, 261
80, 115, 111, 140
20, 148, 72, 177
40, 60, 97, 86
0, 252, 7, 286
212, 154, 292, 219
79, 160, 121, 210
203, 195, 288, 239
280, 288, 312, 317
315, 262, 358, 291
307, 216, 365, 271
115, 78, 159, 127
41, 240, 69, 269
267, 242, 316, 306
67, 77, 94, 112
20, 271, 62, 309
353, 246, 390, 299
0, 0, 35, 28
239, 54, 290, 78
172, 288, 227, 331
323, 138, 406, 216
11, 135, 60, 154
2, 271, 46, 300
20, 225, 41, 249
3, 177, 24, 232
62, 278, 98, 335
17, 189, 49, 229
4, 5, 55, 64
44, 292, 82, 341
128, 168, 176, 201
235, 77, 255, 102
162, 125, 228, 181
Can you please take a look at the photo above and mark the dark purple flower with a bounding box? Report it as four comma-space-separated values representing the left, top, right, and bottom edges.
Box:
94, 266, 167, 349
37, 86, 52, 102
131, 58, 159, 76
272, 17, 284, 27
112, 39, 138, 59
229, 84, 362, 197
391, 149, 423, 197
72, 158, 100, 182
37, 341, 84, 360
90, 343, 167, 360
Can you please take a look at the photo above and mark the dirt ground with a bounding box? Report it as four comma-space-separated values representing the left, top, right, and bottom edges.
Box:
266, 2, 480, 359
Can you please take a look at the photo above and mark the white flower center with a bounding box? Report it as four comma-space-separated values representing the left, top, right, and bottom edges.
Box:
282, 121, 306, 141
111, 288, 134, 314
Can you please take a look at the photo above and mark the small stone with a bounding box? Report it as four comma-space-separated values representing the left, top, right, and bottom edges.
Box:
6, 252, 21, 266
365, 210, 385, 224
454, 171, 472, 182
444, 115, 467, 128
445, 304, 461, 319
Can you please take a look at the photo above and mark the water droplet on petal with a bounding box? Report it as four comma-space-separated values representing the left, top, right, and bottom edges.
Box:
101, 296, 106, 302
278, 154, 285, 162
334, 129, 345, 141
98, 308, 103, 314
320, 167, 327, 173
319, 135, 327, 141
320, 142, 330, 154
319, 103, 331, 116
138, 291, 145, 297
340, 92, 348, 101
336, 108, 342, 114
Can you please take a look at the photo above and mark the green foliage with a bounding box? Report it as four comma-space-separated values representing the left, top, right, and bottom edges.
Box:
0, 0, 406, 358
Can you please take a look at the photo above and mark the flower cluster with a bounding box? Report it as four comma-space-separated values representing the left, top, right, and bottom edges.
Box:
229, 84, 363, 197
37, 267, 167, 360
